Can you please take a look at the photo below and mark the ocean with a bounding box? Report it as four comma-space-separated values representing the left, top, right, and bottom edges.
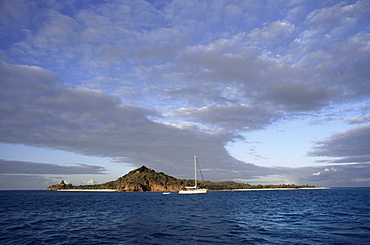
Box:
1, 188, 369, 244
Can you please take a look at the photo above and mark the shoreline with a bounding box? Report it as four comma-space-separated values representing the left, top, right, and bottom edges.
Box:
228, 187, 330, 191
57, 189, 117, 192
55, 187, 329, 192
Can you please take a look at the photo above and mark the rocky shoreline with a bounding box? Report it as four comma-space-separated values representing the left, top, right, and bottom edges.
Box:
56, 189, 117, 192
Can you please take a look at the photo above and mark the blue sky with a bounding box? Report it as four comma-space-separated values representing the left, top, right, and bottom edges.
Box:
1, 0, 370, 189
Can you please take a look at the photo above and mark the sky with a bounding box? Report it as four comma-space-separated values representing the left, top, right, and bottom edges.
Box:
1, 0, 370, 190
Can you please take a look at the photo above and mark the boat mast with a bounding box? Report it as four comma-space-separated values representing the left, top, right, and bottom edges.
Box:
194, 155, 197, 189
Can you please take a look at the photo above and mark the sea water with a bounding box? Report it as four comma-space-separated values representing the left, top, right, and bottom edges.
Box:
1, 188, 369, 244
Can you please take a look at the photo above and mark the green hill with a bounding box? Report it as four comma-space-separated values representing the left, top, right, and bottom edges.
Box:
46, 165, 315, 191
47, 166, 194, 191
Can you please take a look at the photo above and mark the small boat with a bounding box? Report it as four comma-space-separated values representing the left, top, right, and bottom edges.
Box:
179, 156, 207, 194
162, 192, 171, 195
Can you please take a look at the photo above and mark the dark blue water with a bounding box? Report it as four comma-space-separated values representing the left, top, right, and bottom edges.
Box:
1, 189, 369, 244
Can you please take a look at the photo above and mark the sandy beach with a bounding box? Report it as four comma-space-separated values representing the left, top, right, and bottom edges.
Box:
230, 187, 330, 191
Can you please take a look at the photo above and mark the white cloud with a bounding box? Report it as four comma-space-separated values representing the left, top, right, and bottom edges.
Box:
84, 179, 96, 185
168, 104, 284, 133
304, 0, 368, 38
248, 21, 296, 47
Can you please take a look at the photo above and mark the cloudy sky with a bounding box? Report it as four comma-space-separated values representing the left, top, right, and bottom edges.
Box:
1, 0, 369, 190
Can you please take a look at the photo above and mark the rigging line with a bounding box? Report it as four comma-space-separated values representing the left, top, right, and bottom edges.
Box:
197, 158, 205, 183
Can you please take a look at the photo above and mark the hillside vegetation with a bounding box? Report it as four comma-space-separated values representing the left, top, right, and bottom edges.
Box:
46, 165, 315, 191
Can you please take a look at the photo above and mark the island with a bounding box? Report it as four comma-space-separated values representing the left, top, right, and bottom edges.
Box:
46, 165, 318, 192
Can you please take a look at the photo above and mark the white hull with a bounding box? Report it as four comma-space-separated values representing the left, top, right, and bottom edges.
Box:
178, 156, 207, 194
179, 188, 207, 194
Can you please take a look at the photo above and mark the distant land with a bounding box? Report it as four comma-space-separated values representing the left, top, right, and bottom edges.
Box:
46, 166, 318, 192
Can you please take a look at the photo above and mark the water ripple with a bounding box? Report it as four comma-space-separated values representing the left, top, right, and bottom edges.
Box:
1, 189, 370, 244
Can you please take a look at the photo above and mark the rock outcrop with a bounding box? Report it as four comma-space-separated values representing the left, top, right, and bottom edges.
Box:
46, 166, 193, 192
46, 180, 73, 191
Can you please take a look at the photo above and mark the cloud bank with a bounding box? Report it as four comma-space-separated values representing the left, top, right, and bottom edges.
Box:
1, 0, 369, 188
0, 159, 106, 175
309, 124, 370, 164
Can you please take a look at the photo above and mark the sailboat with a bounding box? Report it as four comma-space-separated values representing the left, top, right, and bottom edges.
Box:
178, 156, 207, 194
